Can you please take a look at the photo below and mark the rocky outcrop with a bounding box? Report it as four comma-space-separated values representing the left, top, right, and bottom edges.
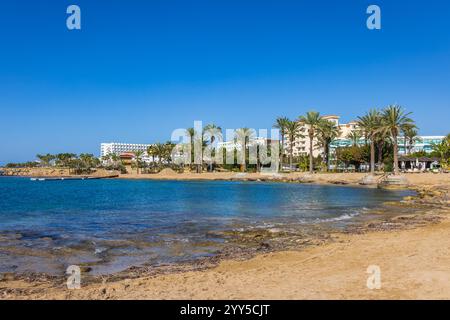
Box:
378, 175, 410, 189
359, 174, 379, 186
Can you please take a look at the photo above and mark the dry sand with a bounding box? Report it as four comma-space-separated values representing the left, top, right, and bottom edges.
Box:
1, 173, 449, 300
119, 171, 450, 188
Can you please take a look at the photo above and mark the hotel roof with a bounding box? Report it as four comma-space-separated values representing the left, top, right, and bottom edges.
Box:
322, 115, 340, 119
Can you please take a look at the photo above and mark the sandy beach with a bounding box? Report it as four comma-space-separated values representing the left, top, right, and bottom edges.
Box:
6, 216, 448, 300
117, 170, 450, 187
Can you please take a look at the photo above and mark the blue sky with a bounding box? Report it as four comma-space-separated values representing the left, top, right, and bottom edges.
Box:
0, 0, 449, 164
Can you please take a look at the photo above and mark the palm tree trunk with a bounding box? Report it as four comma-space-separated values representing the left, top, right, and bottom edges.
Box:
241, 142, 247, 172
370, 140, 375, 174
289, 145, 293, 173
198, 143, 203, 174
190, 140, 194, 172
256, 146, 260, 173
404, 138, 407, 156
393, 135, 399, 175
377, 141, 383, 166
309, 134, 314, 174
280, 135, 285, 171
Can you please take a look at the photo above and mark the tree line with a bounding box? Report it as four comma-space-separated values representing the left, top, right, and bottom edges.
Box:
275, 105, 448, 175
5, 153, 100, 174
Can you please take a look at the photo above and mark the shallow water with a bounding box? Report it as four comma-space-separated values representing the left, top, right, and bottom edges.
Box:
0, 177, 413, 275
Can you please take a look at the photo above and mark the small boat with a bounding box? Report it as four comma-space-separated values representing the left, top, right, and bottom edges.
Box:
30, 177, 87, 181
29, 175, 118, 181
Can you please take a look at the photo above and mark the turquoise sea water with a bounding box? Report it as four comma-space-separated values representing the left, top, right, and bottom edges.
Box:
0, 177, 412, 275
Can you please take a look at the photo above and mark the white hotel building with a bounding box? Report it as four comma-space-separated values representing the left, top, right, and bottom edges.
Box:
100, 142, 152, 158
284, 115, 359, 158
284, 115, 445, 158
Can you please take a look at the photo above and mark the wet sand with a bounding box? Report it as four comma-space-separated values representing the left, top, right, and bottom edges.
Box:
0, 173, 449, 300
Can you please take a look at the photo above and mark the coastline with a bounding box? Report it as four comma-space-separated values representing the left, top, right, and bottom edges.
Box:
0, 173, 449, 299
3, 166, 449, 188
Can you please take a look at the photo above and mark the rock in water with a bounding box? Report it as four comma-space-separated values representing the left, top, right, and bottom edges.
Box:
378, 175, 410, 188
360, 174, 378, 185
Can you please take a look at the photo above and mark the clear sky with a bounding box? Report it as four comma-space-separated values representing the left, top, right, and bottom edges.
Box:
0, 0, 449, 164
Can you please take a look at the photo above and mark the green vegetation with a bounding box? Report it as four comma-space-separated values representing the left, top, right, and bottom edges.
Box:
431, 134, 450, 169
378, 105, 416, 174
275, 105, 422, 174
284, 120, 303, 172
6, 153, 100, 174
299, 111, 322, 174
316, 118, 341, 171
357, 109, 381, 174
335, 145, 366, 171
273, 117, 290, 171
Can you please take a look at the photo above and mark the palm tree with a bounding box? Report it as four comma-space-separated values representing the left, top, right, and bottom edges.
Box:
101, 153, 112, 165
379, 105, 415, 175
403, 127, 420, 155
147, 145, 156, 163
79, 153, 95, 169
110, 153, 120, 166
432, 135, 450, 165
203, 123, 222, 171
203, 124, 222, 143
285, 120, 304, 172
374, 130, 390, 168
346, 131, 362, 147
185, 127, 195, 166
432, 141, 449, 163
134, 150, 144, 174
153, 143, 166, 165
235, 128, 255, 172
316, 119, 341, 171
273, 117, 290, 170
357, 109, 381, 174
163, 141, 176, 164
185, 127, 204, 173
36, 153, 55, 167
299, 111, 322, 173
56, 153, 76, 167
